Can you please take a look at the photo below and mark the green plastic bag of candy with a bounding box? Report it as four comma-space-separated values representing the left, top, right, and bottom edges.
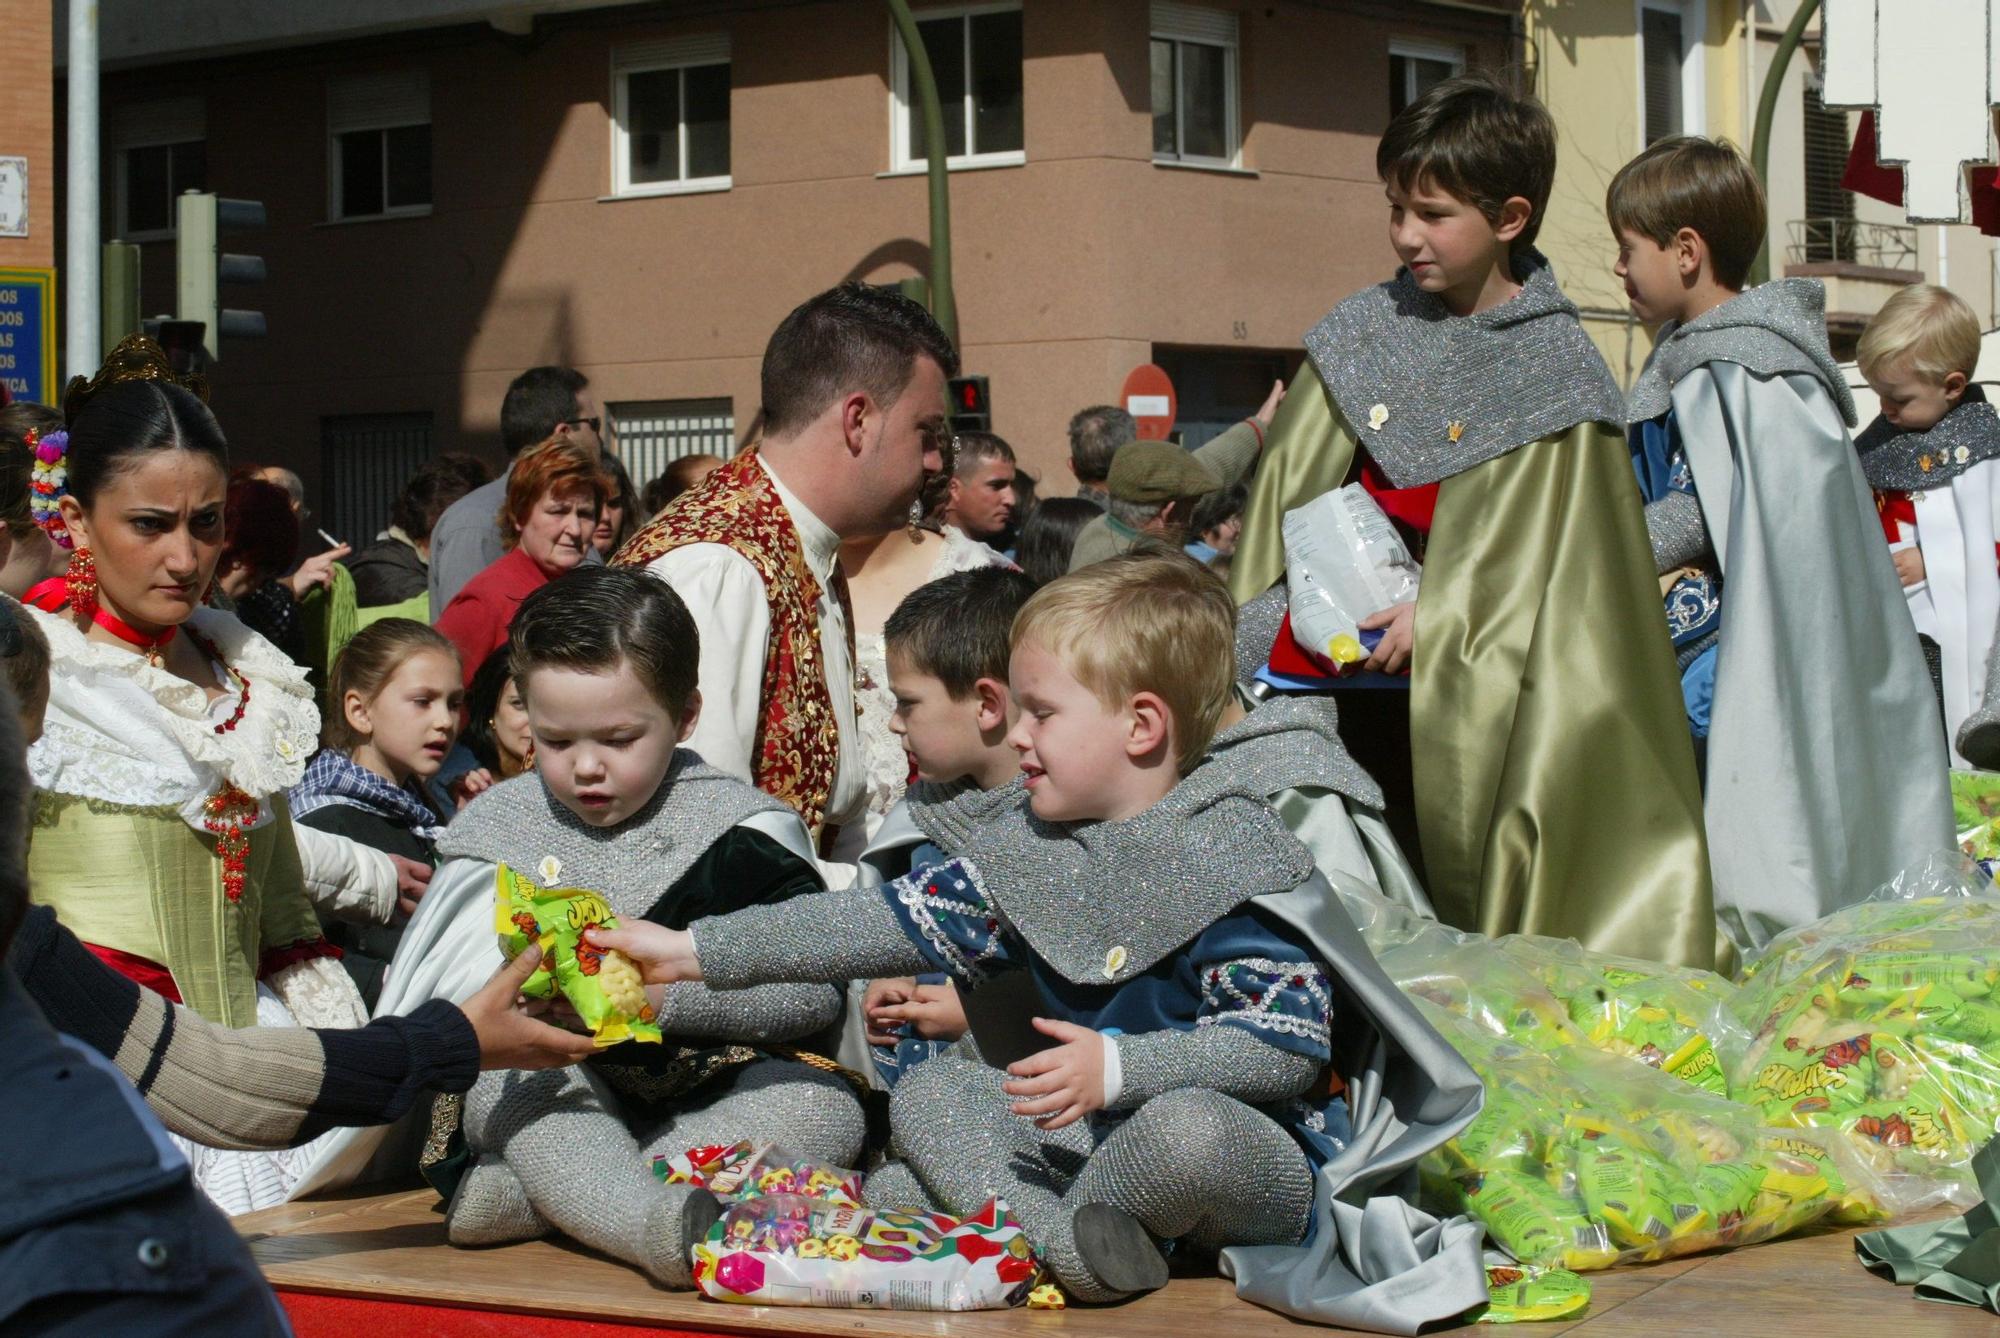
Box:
494, 863, 662, 1048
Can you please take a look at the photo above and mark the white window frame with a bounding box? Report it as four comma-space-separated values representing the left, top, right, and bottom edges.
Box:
111, 98, 206, 242
1150, 1, 1242, 171
327, 71, 433, 223
1387, 38, 1465, 116
610, 34, 734, 199
1635, 0, 1706, 148
889, 2, 1027, 173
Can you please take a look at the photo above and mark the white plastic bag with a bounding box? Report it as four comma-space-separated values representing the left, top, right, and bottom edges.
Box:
1283, 484, 1421, 670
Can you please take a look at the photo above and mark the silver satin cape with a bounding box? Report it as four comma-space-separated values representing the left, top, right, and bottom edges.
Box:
1217, 875, 1487, 1334
1672, 362, 1953, 951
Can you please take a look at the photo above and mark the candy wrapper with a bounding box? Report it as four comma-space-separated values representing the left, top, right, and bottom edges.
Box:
1418, 1001, 1888, 1272
692, 1196, 1040, 1311
1949, 770, 2000, 833
1466, 1266, 1591, 1324
653, 1141, 865, 1208
1283, 484, 1421, 671
1727, 857, 2000, 1202
494, 863, 662, 1048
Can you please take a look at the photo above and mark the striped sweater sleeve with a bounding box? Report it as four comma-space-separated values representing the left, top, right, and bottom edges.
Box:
8, 905, 479, 1151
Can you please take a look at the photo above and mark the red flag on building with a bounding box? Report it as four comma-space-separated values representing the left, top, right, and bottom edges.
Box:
1844, 109, 2000, 236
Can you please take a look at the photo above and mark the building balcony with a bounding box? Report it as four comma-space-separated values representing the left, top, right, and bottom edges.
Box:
1783, 218, 1921, 358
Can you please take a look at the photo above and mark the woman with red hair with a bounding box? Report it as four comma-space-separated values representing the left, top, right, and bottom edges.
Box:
434, 437, 608, 684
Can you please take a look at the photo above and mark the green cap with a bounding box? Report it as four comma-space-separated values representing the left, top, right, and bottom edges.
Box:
1106, 439, 1220, 505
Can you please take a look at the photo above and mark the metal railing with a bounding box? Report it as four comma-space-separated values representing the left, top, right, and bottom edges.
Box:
1786, 217, 1920, 270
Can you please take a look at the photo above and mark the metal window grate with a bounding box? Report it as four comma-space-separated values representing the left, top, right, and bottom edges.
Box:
610, 399, 735, 492
319, 412, 434, 547
1802, 74, 1856, 260
1641, 7, 1684, 145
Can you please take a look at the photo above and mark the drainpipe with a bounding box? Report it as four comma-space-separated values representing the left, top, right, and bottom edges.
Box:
885, 0, 957, 346
1749, 0, 1821, 286
65, 0, 101, 380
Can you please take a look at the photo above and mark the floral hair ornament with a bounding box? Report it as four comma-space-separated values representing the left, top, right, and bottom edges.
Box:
26, 425, 74, 549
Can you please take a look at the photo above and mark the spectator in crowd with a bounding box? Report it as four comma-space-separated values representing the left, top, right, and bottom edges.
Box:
1013, 495, 1098, 586
642, 453, 726, 517
1001, 467, 1039, 553
0, 402, 67, 598
462, 648, 536, 780
255, 464, 307, 515
428, 367, 603, 611
220, 469, 352, 662
288, 620, 464, 1005
1065, 404, 1132, 508
344, 452, 490, 612
594, 450, 641, 559
938, 430, 1018, 545
434, 436, 609, 687
1185, 482, 1247, 565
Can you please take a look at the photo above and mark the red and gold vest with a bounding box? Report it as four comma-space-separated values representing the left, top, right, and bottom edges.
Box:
614, 451, 853, 839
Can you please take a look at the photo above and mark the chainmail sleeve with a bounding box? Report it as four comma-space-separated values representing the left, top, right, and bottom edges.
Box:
1644, 490, 1712, 573
655, 981, 842, 1043
692, 888, 931, 989
1108, 1025, 1321, 1109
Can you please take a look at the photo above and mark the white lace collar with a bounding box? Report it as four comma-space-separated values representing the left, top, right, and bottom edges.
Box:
27, 604, 321, 819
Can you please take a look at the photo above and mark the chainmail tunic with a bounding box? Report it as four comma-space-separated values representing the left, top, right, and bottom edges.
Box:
1203, 695, 1383, 810
1855, 394, 2000, 491
1301, 248, 1628, 489
438, 750, 791, 920
1625, 279, 1859, 427
903, 775, 1028, 854
1645, 490, 1713, 574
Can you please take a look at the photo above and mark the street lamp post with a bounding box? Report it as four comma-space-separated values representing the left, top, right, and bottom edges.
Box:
1749, 0, 1823, 286
885, 0, 958, 345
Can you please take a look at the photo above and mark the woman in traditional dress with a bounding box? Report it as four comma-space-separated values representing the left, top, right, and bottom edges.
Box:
22, 336, 371, 1212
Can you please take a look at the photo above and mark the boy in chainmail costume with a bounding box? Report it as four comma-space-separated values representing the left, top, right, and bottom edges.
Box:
420, 568, 865, 1287
1613, 139, 1951, 955
592, 555, 1483, 1326
1227, 72, 1715, 970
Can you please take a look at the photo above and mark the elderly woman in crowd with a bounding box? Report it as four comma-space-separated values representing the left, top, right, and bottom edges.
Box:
433, 436, 608, 686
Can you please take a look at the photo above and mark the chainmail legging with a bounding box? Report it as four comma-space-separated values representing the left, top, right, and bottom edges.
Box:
456, 1057, 866, 1286
889, 1051, 1312, 1301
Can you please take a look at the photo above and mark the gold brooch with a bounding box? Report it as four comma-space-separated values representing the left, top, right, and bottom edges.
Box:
1919, 455, 1935, 473
1447, 421, 1465, 443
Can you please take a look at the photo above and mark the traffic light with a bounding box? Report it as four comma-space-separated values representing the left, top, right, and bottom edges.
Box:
176, 191, 268, 362
947, 374, 990, 432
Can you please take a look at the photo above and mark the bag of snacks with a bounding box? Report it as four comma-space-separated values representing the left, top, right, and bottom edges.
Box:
1283, 484, 1421, 671
1418, 1001, 1888, 1272
1727, 856, 2000, 1202
692, 1196, 1040, 1311
653, 1141, 865, 1209
494, 863, 662, 1047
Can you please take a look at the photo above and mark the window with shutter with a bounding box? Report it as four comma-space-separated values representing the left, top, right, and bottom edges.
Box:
1802, 73, 1856, 261
1641, 7, 1684, 145
612, 35, 733, 196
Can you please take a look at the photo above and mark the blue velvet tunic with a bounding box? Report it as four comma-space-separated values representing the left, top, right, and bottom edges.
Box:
1631, 410, 1721, 737
877, 854, 1352, 1165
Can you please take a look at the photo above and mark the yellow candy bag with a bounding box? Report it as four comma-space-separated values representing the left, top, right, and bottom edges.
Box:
495, 863, 662, 1047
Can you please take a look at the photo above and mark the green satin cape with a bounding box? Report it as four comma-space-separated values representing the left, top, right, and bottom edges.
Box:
1232, 370, 1715, 968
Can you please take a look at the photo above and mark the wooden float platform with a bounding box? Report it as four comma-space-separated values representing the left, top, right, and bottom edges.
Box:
238, 1187, 1992, 1337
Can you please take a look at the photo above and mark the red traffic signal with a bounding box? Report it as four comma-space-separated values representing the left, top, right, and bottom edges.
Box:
948, 374, 990, 429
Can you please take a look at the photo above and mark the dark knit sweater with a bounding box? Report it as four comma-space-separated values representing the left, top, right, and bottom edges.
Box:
7, 904, 478, 1150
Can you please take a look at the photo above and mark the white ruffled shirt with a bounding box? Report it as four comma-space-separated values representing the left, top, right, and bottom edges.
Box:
641, 456, 867, 840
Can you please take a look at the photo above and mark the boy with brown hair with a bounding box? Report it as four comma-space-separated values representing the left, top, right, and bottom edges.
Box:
594, 553, 1483, 1329
1613, 136, 1950, 955
1852, 283, 2000, 766
1229, 73, 1714, 967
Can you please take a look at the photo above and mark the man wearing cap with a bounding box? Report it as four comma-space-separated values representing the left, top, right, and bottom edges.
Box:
1065, 410, 1269, 573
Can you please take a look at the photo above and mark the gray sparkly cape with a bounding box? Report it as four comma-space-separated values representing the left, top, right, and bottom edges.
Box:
1855, 391, 2000, 492
1625, 279, 1858, 427
1301, 248, 1627, 489
1204, 695, 1384, 811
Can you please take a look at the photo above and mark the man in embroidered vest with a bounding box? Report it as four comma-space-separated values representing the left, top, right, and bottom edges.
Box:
615, 284, 956, 859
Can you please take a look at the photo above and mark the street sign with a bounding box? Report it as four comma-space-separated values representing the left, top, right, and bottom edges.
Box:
0, 267, 57, 404
1121, 363, 1176, 440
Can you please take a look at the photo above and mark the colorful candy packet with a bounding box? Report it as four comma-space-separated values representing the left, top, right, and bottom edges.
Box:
1466, 1265, 1591, 1324
494, 863, 662, 1047
653, 1141, 866, 1209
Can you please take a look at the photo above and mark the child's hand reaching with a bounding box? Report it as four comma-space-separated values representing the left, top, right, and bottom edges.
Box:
582, 922, 703, 984
1893, 547, 1926, 588
1002, 1018, 1106, 1130
867, 979, 968, 1043
1360, 600, 1416, 674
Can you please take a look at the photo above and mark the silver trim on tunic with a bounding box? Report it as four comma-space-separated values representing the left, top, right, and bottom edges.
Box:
1203, 695, 1385, 810
1855, 397, 2000, 492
